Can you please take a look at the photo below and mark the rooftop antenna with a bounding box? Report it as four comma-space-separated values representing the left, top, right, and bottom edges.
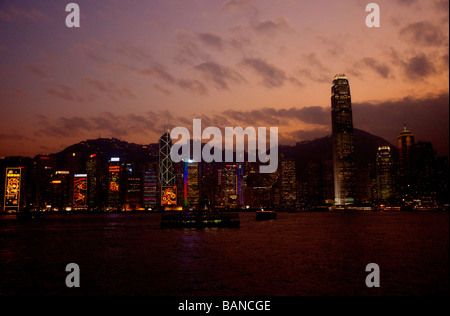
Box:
164, 117, 170, 133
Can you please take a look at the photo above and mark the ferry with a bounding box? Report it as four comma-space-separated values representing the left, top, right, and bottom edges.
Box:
255, 209, 277, 221
161, 211, 240, 228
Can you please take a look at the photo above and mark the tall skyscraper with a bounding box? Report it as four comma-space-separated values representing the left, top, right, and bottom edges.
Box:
397, 125, 414, 199
237, 164, 244, 207
86, 154, 101, 210
51, 171, 70, 211
331, 74, 356, 205
124, 163, 142, 211
280, 159, 296, 207
33, 155, 57, 209
143, 167, 158, 210
73, 174, 88, 210
411, 141, 437, 206
107, 158, 121, 210
376, 146, 394, 201
184, 160, 199, 208
222, 165, 238, 208
158, 131, 176, 187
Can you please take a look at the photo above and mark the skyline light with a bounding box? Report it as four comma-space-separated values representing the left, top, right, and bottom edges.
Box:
0, 0, 448, 157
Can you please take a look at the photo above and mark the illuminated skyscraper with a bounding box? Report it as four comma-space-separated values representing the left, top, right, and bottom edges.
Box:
184, 160, 199, 208
237, 164, 244, 206
86, 154, 101, 210
281, 159, 296, 207
107, 158, 121, 210
158, 131, 176, 187
143, 168, 158, 210
222, 165, 238, 208
397, 125, 414, 199
376, 146, 394, 201
51, 171, 70, 211
331, 74, 356, 205
124, 163, 142, 211
33, 155, 57, 209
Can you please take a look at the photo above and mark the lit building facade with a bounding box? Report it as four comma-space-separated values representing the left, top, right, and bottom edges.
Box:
107, 158, 121, 210
376, 146, 394, 201
243, 166, 272, 208
124, 163, 142, 211
143, 170, 158, 209
161, 186, 177, 206
86, 154, 101, 210
73, 174, 88, 209
184, 160, 199, 208
280, 159, 296, 208
34, 155, 58, 210
159, 131, 176, 208
331, 74, 356, 205
4, 167, 22, 212
50, 171, 70, 211
223, 165, 238, 208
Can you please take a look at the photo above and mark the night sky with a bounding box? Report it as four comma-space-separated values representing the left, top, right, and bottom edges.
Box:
0, 0, 448, 157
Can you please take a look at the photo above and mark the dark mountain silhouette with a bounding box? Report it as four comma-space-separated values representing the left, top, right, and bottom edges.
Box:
51, 129, 397, 169
51, 138, 159, 169
58, 138, 157, 157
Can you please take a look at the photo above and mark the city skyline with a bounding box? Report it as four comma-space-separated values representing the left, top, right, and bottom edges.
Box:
1, 122, 447, 213
0, 0, 448, 158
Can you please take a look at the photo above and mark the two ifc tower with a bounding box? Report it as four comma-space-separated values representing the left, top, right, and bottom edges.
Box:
331, 74, 356, 205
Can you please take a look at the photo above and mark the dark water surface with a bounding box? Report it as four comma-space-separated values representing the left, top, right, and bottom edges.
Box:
0, 212, 448, 296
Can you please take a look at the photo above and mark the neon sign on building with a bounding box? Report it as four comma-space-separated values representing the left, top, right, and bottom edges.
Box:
161, 186, 177, 206
4, 168, 22, 212
73, 174, 87, 208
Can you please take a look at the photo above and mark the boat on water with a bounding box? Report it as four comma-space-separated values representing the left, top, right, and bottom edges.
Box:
161, 211, 240, 228
255, 209, 277, 221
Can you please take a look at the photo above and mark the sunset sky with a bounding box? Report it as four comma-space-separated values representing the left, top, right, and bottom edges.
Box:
0, 0, 448, 157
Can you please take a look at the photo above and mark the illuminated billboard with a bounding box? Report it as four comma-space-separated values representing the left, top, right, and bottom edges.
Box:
161, 186, 177, 206
109, 166, 120, 192
4, 168, 22, 212
108, 165, 121, 208
73, 174, 87, 208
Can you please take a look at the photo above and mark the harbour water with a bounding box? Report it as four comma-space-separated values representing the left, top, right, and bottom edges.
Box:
0, 211, 448, 296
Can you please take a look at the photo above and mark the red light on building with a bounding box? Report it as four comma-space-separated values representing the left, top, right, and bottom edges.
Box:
109, 166, 120, 173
